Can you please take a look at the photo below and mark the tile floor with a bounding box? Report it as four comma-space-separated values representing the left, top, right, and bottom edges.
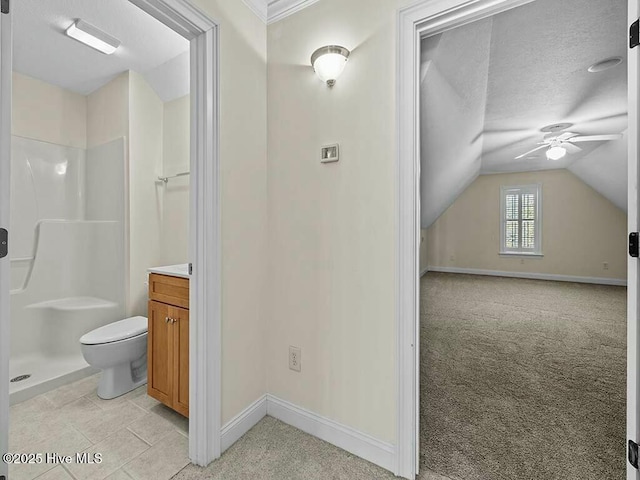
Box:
9, 374, 189, 480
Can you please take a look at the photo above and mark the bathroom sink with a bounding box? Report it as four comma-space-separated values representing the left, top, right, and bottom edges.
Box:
147, 264, 190, 279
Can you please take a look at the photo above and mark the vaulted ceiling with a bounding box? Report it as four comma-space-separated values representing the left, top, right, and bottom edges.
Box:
12, 0, 189, 101
420, 0, 627, 227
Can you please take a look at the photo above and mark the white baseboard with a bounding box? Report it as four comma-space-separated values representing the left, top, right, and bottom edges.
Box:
266, 394, 395, 473
220, 394, 395, 474
221, 394, 267, 452
420, 267, 429, 277
427, 266, 627, 286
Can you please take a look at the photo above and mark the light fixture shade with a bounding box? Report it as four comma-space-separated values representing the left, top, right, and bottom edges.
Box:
546, 145, 567, 160
311, 45, 350, 87
66, 20, 121, 55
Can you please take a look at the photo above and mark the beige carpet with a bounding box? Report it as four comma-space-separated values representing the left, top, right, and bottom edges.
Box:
172, 415, 451, 480
421, 272, 626, 480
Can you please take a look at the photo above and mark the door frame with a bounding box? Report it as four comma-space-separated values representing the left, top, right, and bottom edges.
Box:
628, 1, 639, 479
0, 0, 223, 470
127, 0, 221, 466
395, 0, 633, 478
0, 4, 11, 478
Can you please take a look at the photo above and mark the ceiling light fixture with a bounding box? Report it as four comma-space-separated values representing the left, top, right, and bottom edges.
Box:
588, 56, 623, 73
311, 45, 350, 87
65, 20, 120, 55
546, 145, 567, 161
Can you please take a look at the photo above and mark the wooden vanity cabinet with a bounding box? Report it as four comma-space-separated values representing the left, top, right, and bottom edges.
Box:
148, 273, 189, 417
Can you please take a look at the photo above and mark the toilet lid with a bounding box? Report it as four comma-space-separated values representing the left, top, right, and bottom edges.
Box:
80, 316, 148, 345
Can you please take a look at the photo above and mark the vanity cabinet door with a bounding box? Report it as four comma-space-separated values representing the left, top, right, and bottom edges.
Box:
148, 300, 173, 406
171, 306, 189, 417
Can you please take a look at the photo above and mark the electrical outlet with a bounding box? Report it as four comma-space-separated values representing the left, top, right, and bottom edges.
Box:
289, 346, 301, 372
603, 262, 609, 270
520, 258, 525, 265
449, 255, 455, 262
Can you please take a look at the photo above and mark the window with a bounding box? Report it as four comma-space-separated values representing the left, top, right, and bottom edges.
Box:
500, 184, 542, 255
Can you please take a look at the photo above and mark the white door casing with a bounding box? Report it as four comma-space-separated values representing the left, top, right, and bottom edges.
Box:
127, 0, 221, 466
0, 2, 10, 478
628, 1, 640, 479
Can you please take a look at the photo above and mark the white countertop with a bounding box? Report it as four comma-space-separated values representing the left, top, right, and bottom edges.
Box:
148, 264, 190, 279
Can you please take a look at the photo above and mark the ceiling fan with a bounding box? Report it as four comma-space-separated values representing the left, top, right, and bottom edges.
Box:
515, 131, 623, 161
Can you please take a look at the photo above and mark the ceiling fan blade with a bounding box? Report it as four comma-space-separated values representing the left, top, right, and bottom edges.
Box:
556, 132, 577, 141
570, 134, 623, 143
563, 143, 582, 154
515, 144, 547, 160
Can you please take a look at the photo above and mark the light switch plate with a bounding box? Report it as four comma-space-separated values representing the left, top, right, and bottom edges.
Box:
321, 144, 339, 163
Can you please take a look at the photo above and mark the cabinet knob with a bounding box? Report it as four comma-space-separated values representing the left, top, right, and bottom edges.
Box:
165, 316, 171, 323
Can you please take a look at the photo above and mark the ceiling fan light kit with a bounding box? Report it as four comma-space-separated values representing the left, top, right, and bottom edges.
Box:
546, 145, 567, 160
515, 125, 623, 161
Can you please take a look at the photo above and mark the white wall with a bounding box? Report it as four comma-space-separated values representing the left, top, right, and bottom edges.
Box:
12, 72, 86, 149
426, 169, 627, 280
266, 0, 410, 444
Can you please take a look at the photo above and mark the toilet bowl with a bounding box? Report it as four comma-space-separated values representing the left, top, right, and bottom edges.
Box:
80, 316, 148, 400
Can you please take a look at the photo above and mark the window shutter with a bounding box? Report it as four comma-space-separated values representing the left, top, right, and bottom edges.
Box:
500, 184, 541, 255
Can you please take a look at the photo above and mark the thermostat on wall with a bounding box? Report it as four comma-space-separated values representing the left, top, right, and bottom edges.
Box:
321, 144, 339, 163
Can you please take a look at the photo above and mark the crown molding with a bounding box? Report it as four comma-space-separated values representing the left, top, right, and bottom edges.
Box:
241, 0, 268, 23
267, 0, 321, 24
242, 0, 320, 25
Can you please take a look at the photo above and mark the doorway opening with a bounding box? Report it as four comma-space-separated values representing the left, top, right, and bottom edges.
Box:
396, 0, 635, 478
0, 0, 220, 477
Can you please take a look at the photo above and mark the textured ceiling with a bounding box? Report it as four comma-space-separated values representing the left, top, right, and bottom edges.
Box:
13, 0, 189, 98
420, 0, 627, 227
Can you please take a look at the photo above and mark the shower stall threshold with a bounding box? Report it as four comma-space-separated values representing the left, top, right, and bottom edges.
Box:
9, 353, 98, 405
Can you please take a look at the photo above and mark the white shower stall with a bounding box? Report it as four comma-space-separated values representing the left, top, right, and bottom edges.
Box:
9, 135, 126, 404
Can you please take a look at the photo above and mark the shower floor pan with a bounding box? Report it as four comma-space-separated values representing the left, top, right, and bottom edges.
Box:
9, 353, 97, 405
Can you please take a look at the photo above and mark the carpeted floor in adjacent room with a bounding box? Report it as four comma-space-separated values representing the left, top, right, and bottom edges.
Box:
420, 272, 626, 480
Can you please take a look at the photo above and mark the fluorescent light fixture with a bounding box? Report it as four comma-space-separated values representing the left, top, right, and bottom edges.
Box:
311, 45, 350, 87
66, 20, 120, 55
546, 145, 567, 161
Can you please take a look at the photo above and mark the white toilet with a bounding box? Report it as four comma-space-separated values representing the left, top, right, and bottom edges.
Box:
80, 316, 148, 400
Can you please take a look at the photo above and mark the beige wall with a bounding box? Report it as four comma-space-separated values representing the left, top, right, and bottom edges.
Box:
128, 71, 164, 316
266, 0, 407, 443
160, 95, 190, 266
194, 0, 268, 425
427, 170, 627, 280
87, 73, 129, 149
12, 72, 87, 149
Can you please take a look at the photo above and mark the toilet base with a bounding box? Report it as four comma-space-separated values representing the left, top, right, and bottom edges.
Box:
97, 356, 147, 400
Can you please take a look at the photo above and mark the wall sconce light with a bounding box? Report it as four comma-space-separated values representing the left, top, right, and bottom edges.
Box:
311, 45, 350, 87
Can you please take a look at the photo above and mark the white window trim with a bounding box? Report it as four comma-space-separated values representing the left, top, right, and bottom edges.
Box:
499, 183, 542, 256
